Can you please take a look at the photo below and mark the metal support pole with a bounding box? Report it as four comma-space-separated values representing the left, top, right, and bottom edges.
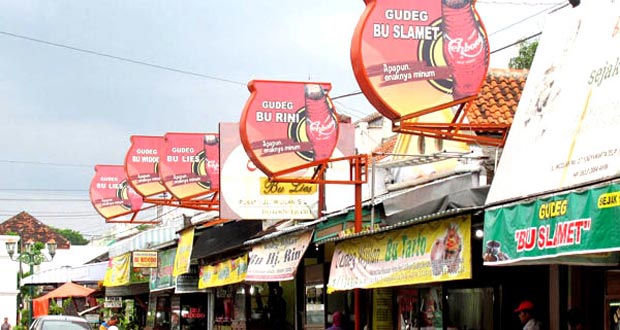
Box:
354, 156, 363, 330
28, 263, 33, 327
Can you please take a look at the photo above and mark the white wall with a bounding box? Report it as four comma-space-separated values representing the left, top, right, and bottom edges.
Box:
0, 235, 22, 327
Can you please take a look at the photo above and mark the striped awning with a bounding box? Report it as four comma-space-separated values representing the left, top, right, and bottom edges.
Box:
109, 226, 178, 257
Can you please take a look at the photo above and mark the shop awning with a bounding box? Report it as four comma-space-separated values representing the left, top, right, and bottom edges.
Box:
22, 262, 107, 285
381, 172, 486, 224
191, 220, 262, 260
109, 226, 178, 257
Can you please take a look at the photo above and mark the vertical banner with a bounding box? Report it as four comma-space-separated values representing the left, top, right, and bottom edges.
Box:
246, 231, 313, 282
328, 215, 471, 293
351, 0, 489, 120
219, 122, 319, 220
150, 249, 176, 291
159, 133, 220, 199
103, 253, 131, 287
173, 227, 194, 277
125, 135, 166, 197
198, 254, 248, 289
239, 80, 340, 177
89, 165, 143, 220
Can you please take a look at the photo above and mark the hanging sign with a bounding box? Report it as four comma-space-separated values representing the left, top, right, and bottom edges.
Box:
246, 231, 313, 282
350, 0, 489, 120
132, 250, 158, 268
484, 182, 620, 265
239, 80, 340, 177
159, 133, 220, 199
89, 165, 143, 220
125, 135, 166, 197
219, 122, 319, 220
198, 254, 248, 289
173, 227, 195, 277
327, 215, 471, 293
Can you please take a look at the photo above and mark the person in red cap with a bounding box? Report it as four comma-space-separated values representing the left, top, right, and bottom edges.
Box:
515, 300, 542, 330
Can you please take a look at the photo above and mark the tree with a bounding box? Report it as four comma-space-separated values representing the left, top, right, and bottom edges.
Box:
509, 40, 539, 70
52, 227, 89, 245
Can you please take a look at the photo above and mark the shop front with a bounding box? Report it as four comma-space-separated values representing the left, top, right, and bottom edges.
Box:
244, 229, 314, 330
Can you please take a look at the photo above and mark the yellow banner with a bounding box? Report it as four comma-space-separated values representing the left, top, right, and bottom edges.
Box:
198, 254, 248, 289
173, 227, 194, 277
103, 253, 131, 287
328, 215, 471, 293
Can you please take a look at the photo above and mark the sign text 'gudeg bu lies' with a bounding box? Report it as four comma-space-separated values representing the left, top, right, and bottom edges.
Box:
239, 80, 340, 177
124, 135, 167, 197
89, 165, 143, 220
158, 132, 220, 200
351, 0, 489, 120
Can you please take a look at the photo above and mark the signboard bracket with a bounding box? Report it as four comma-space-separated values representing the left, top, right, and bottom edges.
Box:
394, 101, 509, 147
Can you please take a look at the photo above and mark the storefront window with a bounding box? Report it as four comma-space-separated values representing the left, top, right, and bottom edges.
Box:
445, 287, 494, 330
397, 286, 443, 330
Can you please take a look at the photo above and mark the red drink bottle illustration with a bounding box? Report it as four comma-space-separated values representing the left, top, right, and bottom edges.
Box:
304, 84, 338, 160
203, 135, 220, 189
441, 0, 488, 100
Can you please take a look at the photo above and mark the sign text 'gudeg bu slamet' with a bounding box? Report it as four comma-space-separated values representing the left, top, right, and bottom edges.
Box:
484, 183, 620, 265
351, 0, 489, 120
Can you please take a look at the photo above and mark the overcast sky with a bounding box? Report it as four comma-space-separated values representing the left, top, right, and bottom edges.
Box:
0, 0, 568, 237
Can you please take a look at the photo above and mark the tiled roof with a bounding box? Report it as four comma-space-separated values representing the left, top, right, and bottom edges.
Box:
0, 211, 71, 249
371, 135, 398, 161
467, 68, 528, 126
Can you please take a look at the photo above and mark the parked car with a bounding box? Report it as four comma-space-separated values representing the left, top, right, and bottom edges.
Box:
29, 315, 91, 330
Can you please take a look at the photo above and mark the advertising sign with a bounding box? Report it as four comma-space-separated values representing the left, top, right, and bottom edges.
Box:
351, 0, 489, 121
132, 250, 158, 268
173, 227, 194, 277
104, 253, 131, 287
240, 80, 340, 177
90, 165, 143, 220
484, 182, 620, 265
125, 135, 166, 197
150, 249, 176, 291
104, 297, 123, 308
198, 254, 248, 289
219, 122, 319, 220
487, 2, 620, 204
159, 133, 220, 199
327, 215, 471, 293
246, 231, 313, 282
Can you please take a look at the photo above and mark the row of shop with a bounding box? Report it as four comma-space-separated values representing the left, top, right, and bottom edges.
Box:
99, 173, 620, 330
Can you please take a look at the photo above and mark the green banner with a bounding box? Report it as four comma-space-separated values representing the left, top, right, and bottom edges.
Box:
484, 182, 620, 265
150, 249, 176, 291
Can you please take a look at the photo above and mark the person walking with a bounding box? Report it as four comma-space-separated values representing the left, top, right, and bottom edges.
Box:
1, 317, 11, 330
514, 300, 542, 330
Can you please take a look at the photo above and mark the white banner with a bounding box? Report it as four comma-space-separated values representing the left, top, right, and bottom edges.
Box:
488, 2, 620, 204
246, 231, 312, 282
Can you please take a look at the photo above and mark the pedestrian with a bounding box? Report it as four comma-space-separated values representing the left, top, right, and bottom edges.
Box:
567, 307, 586, 330
326, 311, 344, 330
107, 316, 119, 330
1, 317, 10, 330
514, 300, 542, 330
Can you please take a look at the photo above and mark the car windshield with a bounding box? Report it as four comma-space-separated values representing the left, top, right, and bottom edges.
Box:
40, 320, 90, 330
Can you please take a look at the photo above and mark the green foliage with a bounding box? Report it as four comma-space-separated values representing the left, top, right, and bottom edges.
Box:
48, 300, 64, 315
52, 227, 89, 245
508, 40, 539, 70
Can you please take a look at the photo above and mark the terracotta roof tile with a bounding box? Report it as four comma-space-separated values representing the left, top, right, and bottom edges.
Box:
468, 68, 528, 126
0, 211, 71, 249
371, 135, 398, 161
